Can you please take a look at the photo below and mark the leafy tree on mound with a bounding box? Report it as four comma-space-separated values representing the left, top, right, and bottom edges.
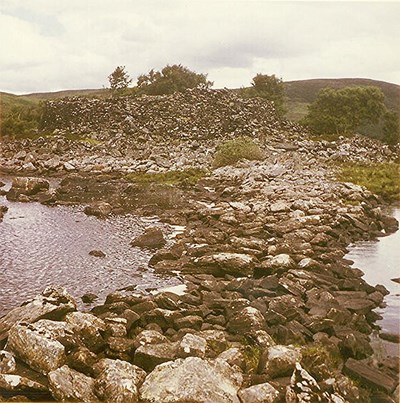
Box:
241, 73, 286, 116
301, 86, 388, 137
108, 66, 132, 93
137, 64, 213, 95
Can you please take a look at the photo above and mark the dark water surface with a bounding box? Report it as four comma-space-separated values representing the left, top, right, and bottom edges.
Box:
345, 207, 400, 356
0, 177, 179, 316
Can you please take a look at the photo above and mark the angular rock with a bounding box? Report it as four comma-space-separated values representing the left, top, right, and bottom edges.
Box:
84, 201, 112, 218
192, 253, 256, 277
48, 365, 97, 402
7, 321, 68, 375
0, 374, 47, 395
344, 358, 398, 394
0, 286, 76, 341
0, 350, 16, 374
133, 330, 168, 349
177, 333, 207, 358
10, 177, 49, 196
131, 227, 166, 249
134, 342, 178, 372
261, 345, 301, 378
228, 307, 265, 334
174, 315, 203, 331
260, 254, 296, 272
94, 358, 146, 403
139, 357, 243, 403
238, 382, 280, 403
65, 312, 106, 352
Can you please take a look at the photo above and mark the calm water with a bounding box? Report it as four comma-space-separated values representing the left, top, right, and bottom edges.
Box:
0, 177, 179, 317
345, 207, 400, 356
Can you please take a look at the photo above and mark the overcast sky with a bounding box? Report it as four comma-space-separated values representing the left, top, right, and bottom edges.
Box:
1, 1, 399, 94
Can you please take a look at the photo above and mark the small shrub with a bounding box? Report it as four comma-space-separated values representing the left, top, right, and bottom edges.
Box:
213, 137, 264, 168
336, 162, 400, 202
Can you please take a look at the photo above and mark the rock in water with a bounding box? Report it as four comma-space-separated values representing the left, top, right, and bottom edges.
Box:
139, 357, 243, 403
0, 286, 76, 342
131, 227, 166, 249
84, 201, 112, 218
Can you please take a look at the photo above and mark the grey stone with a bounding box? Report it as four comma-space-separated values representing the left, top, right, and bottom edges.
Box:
238, 382, 279, 403
139, 357, 243, 403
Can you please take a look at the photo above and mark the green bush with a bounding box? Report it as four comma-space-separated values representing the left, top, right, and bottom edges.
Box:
213, 137, 264, 168
1, 104, 42, 138
337, 162, 400, 201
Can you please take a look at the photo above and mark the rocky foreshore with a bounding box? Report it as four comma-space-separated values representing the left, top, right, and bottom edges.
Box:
0, 89, 399, 402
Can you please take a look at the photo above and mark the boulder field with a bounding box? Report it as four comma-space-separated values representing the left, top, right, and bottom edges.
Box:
0, 89, 399, 402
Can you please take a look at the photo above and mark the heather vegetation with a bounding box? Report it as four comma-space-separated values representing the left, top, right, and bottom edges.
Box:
337, 162, 400, 202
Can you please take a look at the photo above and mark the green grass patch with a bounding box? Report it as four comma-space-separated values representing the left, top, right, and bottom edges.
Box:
213, 136, 264, 168
337, 162, 400, 202
126, 168, 207, 187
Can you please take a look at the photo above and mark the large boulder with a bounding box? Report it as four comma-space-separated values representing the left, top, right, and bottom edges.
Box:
48, 365, 97, 402
177, 333, 207, 358
0, 374, 48, 395
0, 350, 16, 374
134, 342, 178, 372
7, 320, 69, 375
131, 227, 166, 249
84, 201, 112, 218
93, 358, 146, 403
0, 286, 76, 342
192, 253, 256, 277
139, 357, 243, 403
260, 254, 296, 272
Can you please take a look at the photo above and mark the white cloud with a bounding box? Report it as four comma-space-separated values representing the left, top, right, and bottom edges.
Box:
0, 0, 399, 94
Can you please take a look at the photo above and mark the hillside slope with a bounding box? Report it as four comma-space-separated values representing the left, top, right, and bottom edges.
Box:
284, 78, 400, 122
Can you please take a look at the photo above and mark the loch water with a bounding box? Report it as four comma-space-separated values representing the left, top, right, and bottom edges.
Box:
0, 177, 179, 317
345, 207, 400, 356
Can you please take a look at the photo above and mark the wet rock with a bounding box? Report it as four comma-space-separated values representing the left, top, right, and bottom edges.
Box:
131, 227, 166, 249
0, 350, 16, 374
48, 365, 97, 402
89, 250, 106, 258
139, 357, 243, 403
7, 321, 68, 375
192, 253, 256, 277
93, 358, 146, 403
261, 345, 301, 378
81, 293, 98, 303
134, 342, 178, 372
0, 286, 76, 342
177, 333, 207, 358
84, 201, 112, 218
238, 382, 280, 403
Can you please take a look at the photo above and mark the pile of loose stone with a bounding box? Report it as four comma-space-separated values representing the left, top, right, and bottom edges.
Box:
1, 89, 397, 175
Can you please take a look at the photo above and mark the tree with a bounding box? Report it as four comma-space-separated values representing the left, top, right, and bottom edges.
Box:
382, 111, 400, 145
108, 66, 132, 93
241, 74, 286, 116
302, 86, 386, 135
137, 64, 213, 95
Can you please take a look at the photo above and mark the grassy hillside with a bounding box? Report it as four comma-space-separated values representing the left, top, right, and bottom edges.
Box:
0, 91, 39, 116
23, 88, 108, 101
284, 78, 400, 122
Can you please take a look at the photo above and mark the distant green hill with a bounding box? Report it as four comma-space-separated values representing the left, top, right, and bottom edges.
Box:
0, 91, 38, 116
284, 78, 400, 122
23, 88, 107, 101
